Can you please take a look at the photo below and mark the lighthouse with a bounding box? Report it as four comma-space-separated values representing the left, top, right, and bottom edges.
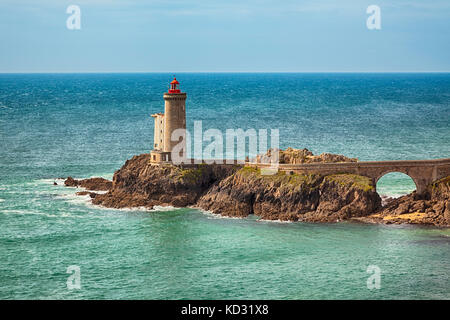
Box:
150, 77, 187, 163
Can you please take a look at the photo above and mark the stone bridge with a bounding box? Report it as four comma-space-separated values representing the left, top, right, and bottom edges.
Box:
245, 158, 450, 195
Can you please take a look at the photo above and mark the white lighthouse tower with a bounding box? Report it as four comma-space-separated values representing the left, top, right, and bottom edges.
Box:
150, 77, 187, 163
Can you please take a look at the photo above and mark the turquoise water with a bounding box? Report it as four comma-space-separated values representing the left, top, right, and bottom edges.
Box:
0, 73, 449, 299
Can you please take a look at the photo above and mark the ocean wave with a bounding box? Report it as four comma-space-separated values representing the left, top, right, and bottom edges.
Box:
256, 218, 294, 224
95, 205, 183, 213
193, 207, 245, 220
379, 193, 406, 199
36, 177, 114, 188
5, 178, 66, 190
1, 209, 85, 219
56, 192, 91, 205
150, 205, 179, 212
35, 178, 65, 184
193, 207, 297, 224
56, 191, 154, 212
379, 193, 407, 206
99, 205, 153, 212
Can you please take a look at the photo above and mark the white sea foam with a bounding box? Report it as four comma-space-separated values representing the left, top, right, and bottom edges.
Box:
256, 218, 294, 224
379, 193, 408, 206
36, 178, 65, 185
380, 193, 405, 199
150, 205, 179, 212
32, 178, 187, 214
89, 190, 108, 194
116, 206, 152, 212
58, 193, 91, 205
193, 206, 296, 223
0, 199, 4, 202
94, 205, 181, 213
57, 191, 154, 212
1, 209, 85, 219
193, 207, 245, 220
51, 179, 109, 207
36, 177, 112, 190
100, 205, 153, 212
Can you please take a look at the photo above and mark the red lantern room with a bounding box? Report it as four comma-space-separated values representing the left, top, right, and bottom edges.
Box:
168, 76, 181, 93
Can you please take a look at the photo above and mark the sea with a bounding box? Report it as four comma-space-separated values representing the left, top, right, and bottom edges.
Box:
0, 73, 449, 299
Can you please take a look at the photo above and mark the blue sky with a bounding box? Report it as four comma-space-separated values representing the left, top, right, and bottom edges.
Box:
0, 0, 449, 72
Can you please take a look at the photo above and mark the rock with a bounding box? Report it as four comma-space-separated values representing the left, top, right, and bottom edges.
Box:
64, 177, 78, 187
89, 153, 378, 221
65, 177, 112, 191
257, 147, 358, 164
196, 167, 380, 222
76, 191, 98, 198
92, 154, 239, 209
380, 195, 394, 206
64, 151, 449, 227
366, 176, 450, 226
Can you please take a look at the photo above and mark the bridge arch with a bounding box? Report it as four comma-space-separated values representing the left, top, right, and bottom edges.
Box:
374, 171, 418, 197
374, 169, 420, 188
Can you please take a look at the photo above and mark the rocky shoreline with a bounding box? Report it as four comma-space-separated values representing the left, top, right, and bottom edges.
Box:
63, 152, 450, 227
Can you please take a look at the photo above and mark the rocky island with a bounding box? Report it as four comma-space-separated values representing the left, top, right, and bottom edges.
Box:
61, 78, 450, 227
63, 148, 450, 227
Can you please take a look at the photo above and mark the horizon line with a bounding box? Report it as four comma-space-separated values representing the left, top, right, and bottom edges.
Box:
1, 71, 450, 74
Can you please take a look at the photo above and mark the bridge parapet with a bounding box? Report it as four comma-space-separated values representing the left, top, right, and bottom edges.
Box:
245, 158, 450, 195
